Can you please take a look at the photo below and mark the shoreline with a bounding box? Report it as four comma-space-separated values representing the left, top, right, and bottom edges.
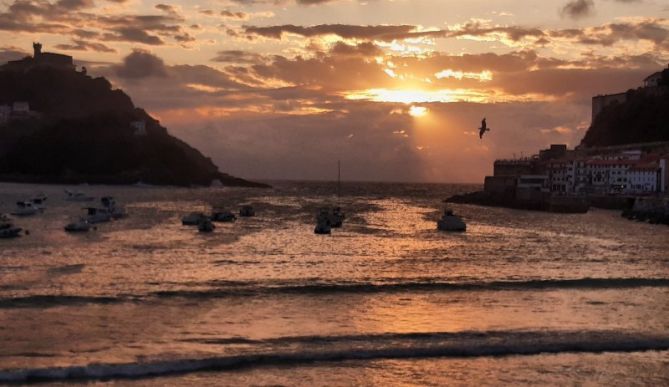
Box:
0, 174, 270, 189
446, 190, 669, 225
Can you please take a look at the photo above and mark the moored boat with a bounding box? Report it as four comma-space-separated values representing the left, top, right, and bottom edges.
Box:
239, 205, 255, 217
198, 218, 215, 233
65, 219, 92, 233
182, 212, 209, 226
437, 209, 467, 232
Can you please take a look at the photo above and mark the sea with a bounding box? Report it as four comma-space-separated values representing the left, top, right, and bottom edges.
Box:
0, 181, 668, 385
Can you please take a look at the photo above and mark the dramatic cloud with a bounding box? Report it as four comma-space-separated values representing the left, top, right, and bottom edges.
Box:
561, 0, 595, 19
1, 0, 666, 182
55, 39, 117, 53
114, 49, 167, 79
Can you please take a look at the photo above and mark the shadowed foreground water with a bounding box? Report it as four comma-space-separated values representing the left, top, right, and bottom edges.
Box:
0, 182, 667, 384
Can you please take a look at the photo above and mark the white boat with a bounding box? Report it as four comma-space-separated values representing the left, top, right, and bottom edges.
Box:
239, 205, 255, 217
182, 212, 209, 226
85, 207, 112, 224
437, 209, 466, 232
211, 210, 236, 222
11, 201, 41, 216
65, 189, 95, 202
198, 218, 215, 233
30, 195, 47, 210
101, 197, 126, 219
64, 219, 92, 233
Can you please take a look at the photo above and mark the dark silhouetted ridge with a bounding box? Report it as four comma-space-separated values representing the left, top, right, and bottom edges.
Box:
0, 65, 267, 187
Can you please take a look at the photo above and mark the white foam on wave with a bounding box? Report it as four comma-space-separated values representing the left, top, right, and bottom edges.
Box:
1, 330, 668, 382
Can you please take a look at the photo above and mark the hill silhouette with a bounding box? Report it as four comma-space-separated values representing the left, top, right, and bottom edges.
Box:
0, 65, 266, 187
581, 68, 669, 147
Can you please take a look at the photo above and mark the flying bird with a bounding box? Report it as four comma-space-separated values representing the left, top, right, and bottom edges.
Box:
479, 118, 490, 139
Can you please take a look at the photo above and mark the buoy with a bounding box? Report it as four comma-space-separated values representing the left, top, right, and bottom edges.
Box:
24, 230, 30, 235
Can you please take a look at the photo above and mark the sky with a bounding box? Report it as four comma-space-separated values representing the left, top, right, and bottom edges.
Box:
1, 0, 668, 182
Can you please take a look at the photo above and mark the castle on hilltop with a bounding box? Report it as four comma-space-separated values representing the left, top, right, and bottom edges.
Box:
2, 43, 75, 72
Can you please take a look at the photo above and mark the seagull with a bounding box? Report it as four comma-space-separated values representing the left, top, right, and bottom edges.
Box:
479, 118, 490, 139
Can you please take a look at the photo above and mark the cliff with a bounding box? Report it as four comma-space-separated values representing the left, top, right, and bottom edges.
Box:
0, 66, 267, 187
581, 69, 669, 147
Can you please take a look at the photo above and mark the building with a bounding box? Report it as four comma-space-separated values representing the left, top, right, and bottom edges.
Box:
627, 162, 660, 193
548, 159, 575, 193
2, 43, 74, 72
644, 71, 664, 88
493, 158, 538, 176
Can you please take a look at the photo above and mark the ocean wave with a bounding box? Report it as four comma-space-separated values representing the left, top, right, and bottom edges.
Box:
1, 330, 668, 382
1, 277, 668, 308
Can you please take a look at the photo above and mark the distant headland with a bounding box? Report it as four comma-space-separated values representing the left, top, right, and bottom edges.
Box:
0, 44, 268, 188
448, 63, 669, 223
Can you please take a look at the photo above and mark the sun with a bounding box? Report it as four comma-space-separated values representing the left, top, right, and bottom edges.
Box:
409, 105, 428, 117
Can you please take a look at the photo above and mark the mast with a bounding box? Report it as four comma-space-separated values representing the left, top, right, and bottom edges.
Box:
337, 160, 341, 202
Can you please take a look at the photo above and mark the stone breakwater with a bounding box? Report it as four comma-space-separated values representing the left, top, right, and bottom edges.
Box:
622, 197, 669, 226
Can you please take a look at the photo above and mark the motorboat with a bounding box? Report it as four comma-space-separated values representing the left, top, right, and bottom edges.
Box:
0, 225, 22, 238
182, 212, 209, 226
437, 209, 466, 232
65, 219, 92, 233
239, 205, 255, 217
198, 218, 215, 233
11, 201, 42, 216
101, 197, 126, 219
85, 207, 112, 224
65, 190, 95, 202
211, 210, 236, 222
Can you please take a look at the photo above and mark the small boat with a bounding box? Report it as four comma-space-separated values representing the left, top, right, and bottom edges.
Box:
330, 206, 345, 228
0, 214, 10, 222
64, 219, 92, 233
182, 212, 209, 226
101, 197, 126, 219
316, 207, 345, 228
211, 210, 236, 222
437, 209, 466, 232
11, 201, 41, 216
65, 190, 95, 202
239, 205, 255, 217
85, 207, 112, 224
314, 219, 331, 235
0, 223, 22, 238
198, 218, 215, 233
30, 195, 47, 210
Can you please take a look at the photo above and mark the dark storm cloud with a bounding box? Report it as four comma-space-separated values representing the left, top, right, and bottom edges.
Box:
114, 49, 168, 79
561, 0, 595, 19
